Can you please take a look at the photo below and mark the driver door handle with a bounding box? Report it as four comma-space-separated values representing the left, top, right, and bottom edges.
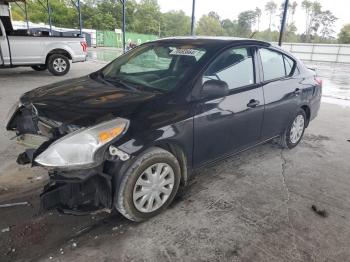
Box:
247, 99, 260, 108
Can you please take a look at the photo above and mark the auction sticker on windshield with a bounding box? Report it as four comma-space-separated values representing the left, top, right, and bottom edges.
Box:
169, 48, 200, 56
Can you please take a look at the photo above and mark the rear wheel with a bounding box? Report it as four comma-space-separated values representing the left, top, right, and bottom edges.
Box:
47, 54, 70, 76
279, 109, 306, 149
115, 147, 181, 222
31, 65, 47, 71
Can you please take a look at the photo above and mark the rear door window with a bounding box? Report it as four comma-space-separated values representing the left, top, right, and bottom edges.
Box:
259, 48, 286, 81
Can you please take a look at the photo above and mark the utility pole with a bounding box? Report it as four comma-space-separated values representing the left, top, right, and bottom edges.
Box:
191, 0, 195, 35
122, 0, 126, 53
278, 0, 289, 46
24, 1, 29, 30
77, 0, 82, 35
46, 0, 52, 35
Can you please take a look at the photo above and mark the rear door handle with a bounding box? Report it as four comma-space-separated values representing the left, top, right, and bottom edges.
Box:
247, 99, 260, 108
293, 88, 301, 95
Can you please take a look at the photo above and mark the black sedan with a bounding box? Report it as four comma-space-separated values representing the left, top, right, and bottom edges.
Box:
6, 37, 322, 221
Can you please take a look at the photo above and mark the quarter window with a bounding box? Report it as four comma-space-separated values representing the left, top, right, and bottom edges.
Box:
203, 47, 255, 90
260, 48, 286, 81
284, 55, 295, 76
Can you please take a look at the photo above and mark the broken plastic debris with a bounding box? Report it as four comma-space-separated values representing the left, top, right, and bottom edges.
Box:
311, 205, 328, 217
1, 227, 10, 233
0, 202, 29, 208
90, 208, 112, 215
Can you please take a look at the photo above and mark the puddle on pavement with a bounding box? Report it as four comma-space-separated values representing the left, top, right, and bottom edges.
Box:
305, 61, 350, 107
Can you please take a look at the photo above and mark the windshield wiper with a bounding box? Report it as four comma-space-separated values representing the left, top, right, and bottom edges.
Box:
95, 71, 116, 87
104, 77, 140, 92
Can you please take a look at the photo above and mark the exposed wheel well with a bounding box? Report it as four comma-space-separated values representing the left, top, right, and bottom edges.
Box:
155, 142, 188, 186
46, 49, 72, 63
301, 105, 311, 127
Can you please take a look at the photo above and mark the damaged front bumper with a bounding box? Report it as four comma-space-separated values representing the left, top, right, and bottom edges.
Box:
41, 168, 113, 214
7, 102, 129, 215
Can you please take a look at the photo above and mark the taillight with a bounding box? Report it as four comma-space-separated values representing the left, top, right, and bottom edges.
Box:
314, 76, 322, 86
80, 41, 87, 52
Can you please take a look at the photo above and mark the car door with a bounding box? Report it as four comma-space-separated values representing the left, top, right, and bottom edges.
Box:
0, 20, 9, 65
258, 47, 301, 140
0, 30, 3, 65
193, 46, 265, 166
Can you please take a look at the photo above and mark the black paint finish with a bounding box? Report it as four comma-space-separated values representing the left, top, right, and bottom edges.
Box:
8, 37, 321, 172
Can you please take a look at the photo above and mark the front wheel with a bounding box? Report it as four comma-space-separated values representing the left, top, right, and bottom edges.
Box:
279, 109, 306, 149
47, 54, 70, 76
115, 147, 181, 222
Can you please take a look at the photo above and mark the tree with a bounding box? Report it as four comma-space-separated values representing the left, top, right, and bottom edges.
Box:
237, 10, 257, 37
301, 0, 313, 38
307, 1, 322, 37
290, 1, 298, 24
161, 10, 190, 37
265, 1, 277, 31
221, 19, 239, 36
338, 24, 350, 44
196, 13, 224, 36
302, 1, 337, 42
133, 0, 161, 35
255, 7, 262, 31
319, 10, 337, 39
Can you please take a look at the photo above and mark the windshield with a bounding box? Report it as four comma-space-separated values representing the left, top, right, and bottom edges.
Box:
101, 43, 208, 92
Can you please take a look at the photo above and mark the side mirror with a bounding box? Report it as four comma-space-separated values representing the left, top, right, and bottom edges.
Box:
201, 79, 229, 99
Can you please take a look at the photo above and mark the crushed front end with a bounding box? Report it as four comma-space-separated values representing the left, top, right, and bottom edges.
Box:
41, 168, 113, 214
6, 102, 129, 214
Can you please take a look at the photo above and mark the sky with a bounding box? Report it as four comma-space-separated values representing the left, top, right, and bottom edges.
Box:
158, 0, 350, 35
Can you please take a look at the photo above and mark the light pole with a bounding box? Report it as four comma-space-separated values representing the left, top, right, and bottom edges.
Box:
191, 0, 195, 35
278, 0, 289, 46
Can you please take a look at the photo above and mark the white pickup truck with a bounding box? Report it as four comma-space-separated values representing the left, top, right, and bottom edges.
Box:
0, 2, 87, 76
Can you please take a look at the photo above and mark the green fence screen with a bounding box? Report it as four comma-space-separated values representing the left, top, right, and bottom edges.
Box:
96, 31, 158, 48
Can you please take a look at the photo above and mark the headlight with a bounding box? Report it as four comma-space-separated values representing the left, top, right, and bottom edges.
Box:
35, 118, 129, 169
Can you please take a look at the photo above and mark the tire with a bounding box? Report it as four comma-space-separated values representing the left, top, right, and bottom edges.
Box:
115, 147, 181, 222
47, 54, 70, 76
279, 108, 306, 149
31, 65, 47, 71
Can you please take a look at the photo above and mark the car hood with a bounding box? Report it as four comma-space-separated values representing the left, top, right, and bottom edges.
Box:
20, 75, 161, 127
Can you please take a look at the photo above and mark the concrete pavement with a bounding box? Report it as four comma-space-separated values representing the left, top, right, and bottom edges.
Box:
0, 60, 350, 262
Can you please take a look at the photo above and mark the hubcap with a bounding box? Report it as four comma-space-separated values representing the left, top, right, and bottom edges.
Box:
53, 58, 67, 73
133, 163, 174, 213
290, 114, 305, 144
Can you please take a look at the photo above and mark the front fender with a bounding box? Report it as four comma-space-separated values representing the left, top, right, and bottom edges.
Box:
114, 117, 194, 169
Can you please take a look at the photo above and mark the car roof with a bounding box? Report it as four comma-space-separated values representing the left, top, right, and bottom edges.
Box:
148, 36, 271, 48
